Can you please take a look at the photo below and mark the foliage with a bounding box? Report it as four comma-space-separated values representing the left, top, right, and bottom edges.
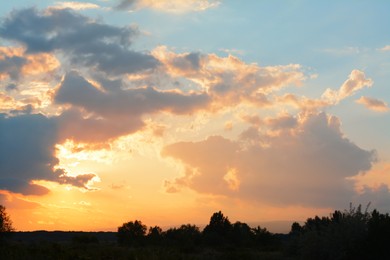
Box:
165, 224, 202, 251
71, 233, 99, 245
7, 206, 390, 259
147, 225, 163, 245
0, 205, 14, 244
286, 203, 390, 259
0, 205, 14, 233
203, 211, 233, 246
117, 220, 147, 246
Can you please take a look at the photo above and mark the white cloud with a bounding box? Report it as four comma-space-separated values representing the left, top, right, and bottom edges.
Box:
322, 70, 373, 104
51, 1, 100, 10
117, 0, 221, 13
379, 45, 390, 51
356, 96, 389, 112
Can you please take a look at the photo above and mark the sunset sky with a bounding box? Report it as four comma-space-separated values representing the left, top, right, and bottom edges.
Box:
1, 0, 390, 232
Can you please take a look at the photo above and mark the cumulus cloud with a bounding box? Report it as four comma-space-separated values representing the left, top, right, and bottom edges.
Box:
0, 8, 158, 75
57, 108, 144, 143
116, 0, 220, 13
163, 135, 239, 195
153, 46, 304, 107
0, 113, 97, 195
55, 71, 210, 117
54, 71, 210, 142
356, 96, 389, 112
322, 70, 373, 104
0, 46, 59, 81
163, 112, 376, 207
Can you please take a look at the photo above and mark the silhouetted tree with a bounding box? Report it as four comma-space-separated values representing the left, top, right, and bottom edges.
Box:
165, 224, 201, 251
0, 205, 14, 244
231, 221, 253, 246
147, 225, 162, 245
366, 209, 390, 259
252, 225, 276, 250
0, 205, 14, 233
287, 204, 373, 259
290, 222, 303, 235
285, 222, 303, 255
203, 211, 232, 246
117, 220, 147, 246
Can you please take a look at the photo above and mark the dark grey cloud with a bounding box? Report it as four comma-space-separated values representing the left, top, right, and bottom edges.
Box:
115, 0, 137, 10
53, 71, 210, 142
0, 113, 96, 195
5, 83, 18, 92
0, 113, 58, 195
172, 52, 203, 71
0, 55, 26, 80
0, 7, 159, 75
59, 173, 98, 190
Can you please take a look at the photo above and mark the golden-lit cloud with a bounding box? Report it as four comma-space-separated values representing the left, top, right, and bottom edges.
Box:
22, 53, 60, 75
0, 46, 59, 81
277, 93, 331, 111
356, 96, 389, 112
322, 70, 373, 103
0, 92, 17, 111
153, 46, 305, 108
350, 163, 390, 194
163, 112, 376, 207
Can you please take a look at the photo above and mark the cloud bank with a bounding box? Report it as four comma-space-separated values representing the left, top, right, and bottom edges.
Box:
163, 112, 377, 208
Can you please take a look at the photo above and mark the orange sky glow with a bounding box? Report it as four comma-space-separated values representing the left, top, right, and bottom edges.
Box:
1, 0, 390, 233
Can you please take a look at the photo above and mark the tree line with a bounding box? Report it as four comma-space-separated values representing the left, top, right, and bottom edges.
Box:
2, 204, 390, 259
118, 211, 278, 251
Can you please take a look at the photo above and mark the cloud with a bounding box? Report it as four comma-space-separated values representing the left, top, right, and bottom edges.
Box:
163, 135, 240, 195
322, 70, 373, 104
163, 112, 376, 208
0, 46, 59, 81
278, 93, 330, 112
0, 8, 158, 75
0, 93, 17, 111
322, 46, 360, 55
356, 96, 389, 112
0, 113, 58, 195
54, 71, 210, 142
55, 71, 210, 117
116, 0, 220, 13
0, 113, 97, 195
0, 47, 26, 80
58, 173, 98, 190
379, 45, 390, 51
0, 192, 42, 209
153, 46, 305, 108
51, 1, 101, 10
57, 108, 144, 143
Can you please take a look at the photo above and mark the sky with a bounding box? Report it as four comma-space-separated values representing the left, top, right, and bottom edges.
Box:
0, 0, 390, 232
